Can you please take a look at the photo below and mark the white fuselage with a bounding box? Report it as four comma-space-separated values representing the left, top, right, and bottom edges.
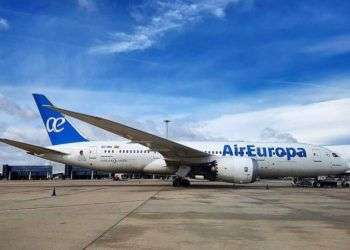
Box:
42, 140, 350, 179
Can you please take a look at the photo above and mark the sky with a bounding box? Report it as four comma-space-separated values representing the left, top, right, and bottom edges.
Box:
0, 0, 350, 165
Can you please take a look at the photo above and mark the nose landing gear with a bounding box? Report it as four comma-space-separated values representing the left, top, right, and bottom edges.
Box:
341, 181, 350, 188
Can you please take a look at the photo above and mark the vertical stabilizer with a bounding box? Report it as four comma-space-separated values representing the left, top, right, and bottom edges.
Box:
33, 94, 88, 145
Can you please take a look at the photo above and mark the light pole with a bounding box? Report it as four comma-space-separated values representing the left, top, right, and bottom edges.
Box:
163, 120, 171, 138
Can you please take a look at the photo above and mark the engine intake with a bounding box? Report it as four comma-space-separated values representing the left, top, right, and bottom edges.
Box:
215, 156, 258, 183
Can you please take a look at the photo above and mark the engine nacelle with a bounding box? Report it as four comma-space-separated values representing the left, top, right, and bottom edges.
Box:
215, 157, 258, 183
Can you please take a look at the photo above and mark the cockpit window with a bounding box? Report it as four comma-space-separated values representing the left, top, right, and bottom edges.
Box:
332, 152, 339, 157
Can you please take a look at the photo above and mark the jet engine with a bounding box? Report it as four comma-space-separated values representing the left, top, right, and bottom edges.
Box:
215, 157, 258, 183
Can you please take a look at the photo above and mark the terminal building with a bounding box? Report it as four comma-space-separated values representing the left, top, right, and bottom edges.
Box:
2, 165, 53, 180
0, 164, 111, 180
1, 164, 164, 180
64, 165, 111, 179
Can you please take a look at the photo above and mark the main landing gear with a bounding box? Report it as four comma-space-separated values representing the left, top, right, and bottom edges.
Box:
172, 177, 191, 187
173, 166, 191, 187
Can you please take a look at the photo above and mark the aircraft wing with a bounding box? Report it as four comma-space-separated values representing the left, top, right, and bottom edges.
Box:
0, 138, 68, 156
50, 106, 209, 162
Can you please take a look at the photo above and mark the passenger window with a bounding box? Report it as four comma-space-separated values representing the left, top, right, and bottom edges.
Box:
244, 167, 248, 172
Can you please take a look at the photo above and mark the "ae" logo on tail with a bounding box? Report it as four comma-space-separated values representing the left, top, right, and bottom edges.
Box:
46, 117, 66, 133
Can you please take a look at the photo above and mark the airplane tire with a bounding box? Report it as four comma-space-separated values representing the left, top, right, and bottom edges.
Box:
313, 181, 321, 188
173, 178, 190, 187
181, 179, 191, 187
341, 182, 350, 188
173, 178, 180, 187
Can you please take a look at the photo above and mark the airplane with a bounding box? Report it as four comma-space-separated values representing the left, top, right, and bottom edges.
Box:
0, 94, 349, 187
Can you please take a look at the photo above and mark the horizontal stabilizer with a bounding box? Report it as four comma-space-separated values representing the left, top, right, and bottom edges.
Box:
0, 138, 67, 156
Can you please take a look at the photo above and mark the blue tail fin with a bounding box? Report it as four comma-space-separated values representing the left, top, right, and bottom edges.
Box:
33, 94, 88, 145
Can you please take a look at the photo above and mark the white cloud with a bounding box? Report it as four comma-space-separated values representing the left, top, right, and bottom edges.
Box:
0, 124, 50, 167
259, 127, 298, 143
304, 35, 350, 56
0, 93, 38, 120
77, 0, 96, 12
89, 0, 240, 54
0, 17, 9, 31
194, 98, 350, 145
1, 126, 48, 146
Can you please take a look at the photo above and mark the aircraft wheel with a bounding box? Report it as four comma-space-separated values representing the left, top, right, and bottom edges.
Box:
181, 178, 191, 187
313, 181, 321, 188
173, 178, 180, 187
341, 182, 350, 188
173, 178, 190, 187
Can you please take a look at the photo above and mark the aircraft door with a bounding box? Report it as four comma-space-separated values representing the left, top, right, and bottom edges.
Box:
312, 148, 322, 162
311, 148, 326, 168
77, 148, 87, 162
89, 146, 98, 160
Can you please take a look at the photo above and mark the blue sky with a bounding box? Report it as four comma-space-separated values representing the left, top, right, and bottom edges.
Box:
0, 0, 350, 164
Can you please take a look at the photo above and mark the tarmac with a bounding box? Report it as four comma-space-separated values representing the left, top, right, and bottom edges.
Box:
0, 179, 349, 250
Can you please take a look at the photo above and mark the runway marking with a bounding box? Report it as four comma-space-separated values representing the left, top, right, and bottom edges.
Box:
228, 189, 350, 229
0, 199, 146, 213
12, 187, 109, 202
82, 187, 165, 250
